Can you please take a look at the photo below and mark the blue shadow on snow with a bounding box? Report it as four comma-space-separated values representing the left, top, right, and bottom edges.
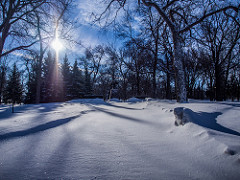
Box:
184, 109, 240, 136
0, 110, 95, 141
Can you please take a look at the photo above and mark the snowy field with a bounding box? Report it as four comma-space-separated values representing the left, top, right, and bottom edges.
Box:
0, 98, 240, 179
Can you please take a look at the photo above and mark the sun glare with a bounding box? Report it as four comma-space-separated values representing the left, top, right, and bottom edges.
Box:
51, 37, 63, 52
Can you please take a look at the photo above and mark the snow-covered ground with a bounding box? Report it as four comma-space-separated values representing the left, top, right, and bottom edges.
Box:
0, 98, 239, 179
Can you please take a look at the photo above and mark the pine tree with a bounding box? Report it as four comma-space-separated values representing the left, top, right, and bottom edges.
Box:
25, 61, 38, 104
41, 51, 55, 102
71, 60, 84, 99
84, 65, 92, 96
3, 63, 23, 113
61, 54, 71, 100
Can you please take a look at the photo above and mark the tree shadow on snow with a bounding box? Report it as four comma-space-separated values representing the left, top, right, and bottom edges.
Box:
218, 102, 240, 108
106, 103, 142, 110
0, 103, 62, 121
90, 105, 154, 125
0, 110, 95, 141
185, 109, 240, 136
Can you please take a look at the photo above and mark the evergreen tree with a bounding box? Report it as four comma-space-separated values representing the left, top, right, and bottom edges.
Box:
84, 65, 92, 96
25, 61, 38, 104
41, 51, 55, 102
3, 63, 23, 112
71, 60, 84, 98
61, 54, 71, 100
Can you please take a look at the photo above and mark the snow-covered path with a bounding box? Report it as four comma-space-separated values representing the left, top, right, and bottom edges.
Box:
0, 99, 240, 179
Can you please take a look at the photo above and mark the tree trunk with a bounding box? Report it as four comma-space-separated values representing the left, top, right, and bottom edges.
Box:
12, 103, 14, 113
152, 31, 159, 98
165, 54, 171, 99
173, 33, 187, 102
136, 71, 140, 96
0, 23, 11, 61
152, 67, 156, 98
215, 64, 224, 101
36, 54, 43, 104
0, 69, 5, 104
166, 72, 171, 99
237, 83, 240, 102
35, 13, 45, 104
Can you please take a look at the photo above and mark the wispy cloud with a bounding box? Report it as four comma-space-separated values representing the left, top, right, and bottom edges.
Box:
71, 0, 124, 50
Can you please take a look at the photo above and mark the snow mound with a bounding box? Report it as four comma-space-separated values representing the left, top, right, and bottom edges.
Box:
224, 147, 237, 156
69, 98, 107, 105
174, 107, 190, 126
174, 107, 240, 136
127, 97, 144, 103
108, 98, 121, 102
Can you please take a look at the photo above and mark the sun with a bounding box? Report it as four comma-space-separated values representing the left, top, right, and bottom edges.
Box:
51, 37, 63, 52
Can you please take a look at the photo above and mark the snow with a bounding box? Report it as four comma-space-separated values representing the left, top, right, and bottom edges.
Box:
0, 99, 240, 179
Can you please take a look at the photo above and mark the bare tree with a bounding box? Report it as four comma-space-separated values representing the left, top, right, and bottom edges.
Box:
85, 45, 105, 85
0, 0, 46, 61
198, 14, 240, 101
96, 0, 240, 102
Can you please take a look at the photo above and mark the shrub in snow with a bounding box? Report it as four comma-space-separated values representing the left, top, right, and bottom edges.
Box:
174, 107, 190, 126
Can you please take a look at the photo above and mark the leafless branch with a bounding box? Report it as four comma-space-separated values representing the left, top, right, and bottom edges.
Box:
0, 40, 39, 58
179, 6, 239, 34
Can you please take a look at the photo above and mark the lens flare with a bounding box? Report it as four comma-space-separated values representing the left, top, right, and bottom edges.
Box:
51, 37, 63, 52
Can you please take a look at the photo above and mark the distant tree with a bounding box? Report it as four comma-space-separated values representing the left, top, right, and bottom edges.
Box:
124, 39, 151, 97
71, 60, 84, 99
84, 64, 92, 96
3, 63, 23, 113
105, 46, 120, 90
97, 0, 240, 102
227, 66, 240, 101
41, 51, 55, 102
138, 7, 162, 98
184, 49, 203, 99
25, 57, 38, 104
61, 54, 71, 100
85, 45, 105, 84
96, 69, 112, 100
199, 14, 240, 101
117, 49, 130, 100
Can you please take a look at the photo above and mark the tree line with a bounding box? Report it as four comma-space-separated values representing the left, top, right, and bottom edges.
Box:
1, 36, 239, 106
0, 51, 93, 105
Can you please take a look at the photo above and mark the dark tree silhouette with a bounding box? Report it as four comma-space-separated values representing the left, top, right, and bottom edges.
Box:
3, 63, 23, 112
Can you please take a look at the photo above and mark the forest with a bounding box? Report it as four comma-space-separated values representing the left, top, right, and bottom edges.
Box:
0, 0, 240, 105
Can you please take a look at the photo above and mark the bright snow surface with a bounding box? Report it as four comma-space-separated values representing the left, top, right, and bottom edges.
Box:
0, 98, 240, 179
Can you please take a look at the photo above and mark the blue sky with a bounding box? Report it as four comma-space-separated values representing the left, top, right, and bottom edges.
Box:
55, 0, 123, 63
